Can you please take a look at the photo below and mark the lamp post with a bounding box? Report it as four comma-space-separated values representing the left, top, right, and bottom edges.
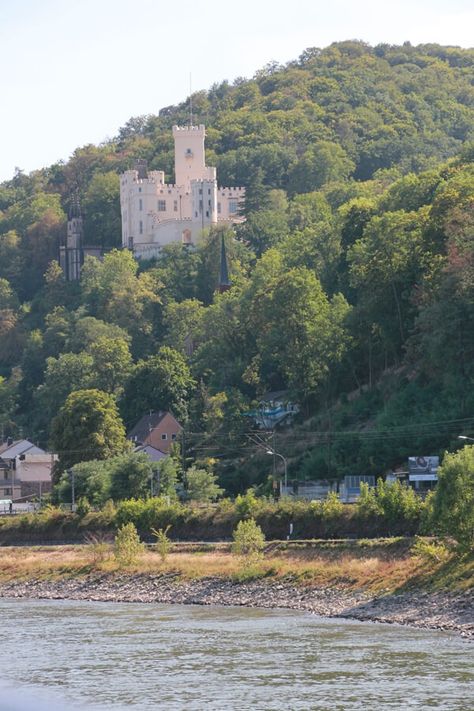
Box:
266, 449, 287, 495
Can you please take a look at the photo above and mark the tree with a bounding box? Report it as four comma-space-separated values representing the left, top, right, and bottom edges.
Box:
121, 346, 196, 425
35, 352, 95, 431
50, 389, 129, 476
114, 522, 144, 566
232, 518, 266, 565
430, 446, 474, 550
185, 466, 223, 502
108, 452, 155, 501
156, 457, 179, 499
82, 171, 121, 248
87, 336, 133, 395
80, 249, 161, 342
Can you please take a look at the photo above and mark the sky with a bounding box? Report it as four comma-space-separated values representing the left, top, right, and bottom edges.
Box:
0, 0, 473, 183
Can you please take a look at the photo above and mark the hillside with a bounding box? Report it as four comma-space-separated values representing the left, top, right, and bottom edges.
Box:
0, 41, 473, 494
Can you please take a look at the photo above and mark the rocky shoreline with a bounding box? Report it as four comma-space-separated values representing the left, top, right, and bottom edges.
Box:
1, 573, 472, 638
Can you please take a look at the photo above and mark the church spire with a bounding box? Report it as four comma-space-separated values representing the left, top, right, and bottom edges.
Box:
217, 234, 231, 293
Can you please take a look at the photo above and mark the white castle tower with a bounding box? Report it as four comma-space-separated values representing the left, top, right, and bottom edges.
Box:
119, 124, 245, 259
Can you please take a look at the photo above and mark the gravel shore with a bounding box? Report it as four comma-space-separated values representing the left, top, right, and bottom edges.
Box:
1, 573, 472, 638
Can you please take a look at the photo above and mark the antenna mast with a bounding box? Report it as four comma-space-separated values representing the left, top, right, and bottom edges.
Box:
189, 72, 193, 127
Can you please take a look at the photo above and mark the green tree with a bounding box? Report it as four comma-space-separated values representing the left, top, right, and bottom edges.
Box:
114, 522, 144, 566
50, 388, 130, 476
87, 336, 133, 395
156, 457, 179, 499
121, 346, 196, 425
430, 446, 474, 550
185, 466, 223, 502
232, 518, 266, 565
82, 171, 121, 248
108, 452, 156, 501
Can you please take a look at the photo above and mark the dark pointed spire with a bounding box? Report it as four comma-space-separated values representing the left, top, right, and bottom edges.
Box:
217, 234, 231, 293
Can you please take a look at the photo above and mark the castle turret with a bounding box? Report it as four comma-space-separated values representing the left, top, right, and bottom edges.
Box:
59, 193, 84, 281
217, 234, 231, 293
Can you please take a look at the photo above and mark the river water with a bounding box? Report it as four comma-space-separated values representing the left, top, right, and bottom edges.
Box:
0, 599, 472, 711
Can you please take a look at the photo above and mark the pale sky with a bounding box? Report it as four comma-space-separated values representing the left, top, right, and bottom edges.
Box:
0, 0, 473, 183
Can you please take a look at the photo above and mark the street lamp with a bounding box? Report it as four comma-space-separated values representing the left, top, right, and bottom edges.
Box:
266, 449, 288, 494
458, 435, 474, 442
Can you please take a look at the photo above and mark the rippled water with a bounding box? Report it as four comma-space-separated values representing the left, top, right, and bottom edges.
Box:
0, 599, 472, 710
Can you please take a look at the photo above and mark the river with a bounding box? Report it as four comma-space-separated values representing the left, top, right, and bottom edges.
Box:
0, 599, 472, 710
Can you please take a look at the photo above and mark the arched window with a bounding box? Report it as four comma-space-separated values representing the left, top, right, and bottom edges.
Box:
182, 228, 192, 244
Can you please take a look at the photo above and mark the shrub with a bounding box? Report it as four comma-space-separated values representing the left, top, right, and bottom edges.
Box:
232, 518, 266, 566
235, 489, 261, 519
411, 536, 451, 563
76, 497, 91, 517
152, 525, 172, 562
84, 532, 111, 566
114, 522, 144, 566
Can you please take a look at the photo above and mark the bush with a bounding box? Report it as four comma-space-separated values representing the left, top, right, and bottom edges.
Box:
114, 522, 144, 566
76, 497, 91, 517
232, 518, 266, 566
84, 532, 111, 566
411, 536, 451, 563
235, 489, 261, 519
152, 525, 172, 562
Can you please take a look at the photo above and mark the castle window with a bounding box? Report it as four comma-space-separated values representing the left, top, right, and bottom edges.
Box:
229, 199, 238, 214
208, 199, 211, 207
199, 188, 202, 195
157, 200, 166, 212
206, 211, 209, 218
139, 199, 143, 211
217, 202, 221, 214
139, 220, 143, 234
208, 188, 211, 195
138, 187, 142, 193
174, 200, 178, 212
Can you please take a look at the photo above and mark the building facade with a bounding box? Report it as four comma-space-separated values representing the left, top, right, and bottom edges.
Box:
120, 125, 245, 259
127, 411, 183, 455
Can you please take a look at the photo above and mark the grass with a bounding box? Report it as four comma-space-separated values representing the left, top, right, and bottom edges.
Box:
0, 538, 471, 594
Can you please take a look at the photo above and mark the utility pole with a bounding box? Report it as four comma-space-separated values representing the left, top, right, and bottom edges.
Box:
69, 469, 75, 511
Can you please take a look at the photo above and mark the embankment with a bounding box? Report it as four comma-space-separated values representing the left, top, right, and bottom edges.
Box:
0, 541, 472, 637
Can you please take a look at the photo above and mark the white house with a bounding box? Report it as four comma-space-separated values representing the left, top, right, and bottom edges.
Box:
120, 124, 245, 258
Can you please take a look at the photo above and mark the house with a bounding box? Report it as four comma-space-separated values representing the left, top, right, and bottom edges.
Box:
0, 457, 21, 501
127, 412, 182, 454
249, 391, 299, 429
0, 439, 57, 501
120, 124, 245, 259
134, 444, 167, 463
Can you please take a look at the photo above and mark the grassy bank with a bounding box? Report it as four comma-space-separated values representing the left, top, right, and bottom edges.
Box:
0, 538, 471, 596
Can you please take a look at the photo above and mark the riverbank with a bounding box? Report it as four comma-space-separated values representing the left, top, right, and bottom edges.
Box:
1, 570, 472, 637
0, 540, 472, 637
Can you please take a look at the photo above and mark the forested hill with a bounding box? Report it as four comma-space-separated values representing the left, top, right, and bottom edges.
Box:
0, 41, 474, 492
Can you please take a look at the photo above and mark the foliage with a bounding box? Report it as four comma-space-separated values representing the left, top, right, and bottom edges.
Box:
114, 522, 144, 566
430, 446, 474, 550
152, 525, 172, 562
232, 518, 266, 565
185, 466, 223, 502
50, 389, 130, 475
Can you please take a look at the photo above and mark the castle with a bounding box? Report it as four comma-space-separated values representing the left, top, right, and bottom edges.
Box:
119, 124, 245, 259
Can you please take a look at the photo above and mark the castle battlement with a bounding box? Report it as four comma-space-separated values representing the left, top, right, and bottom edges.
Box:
172, 124, 205, 133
